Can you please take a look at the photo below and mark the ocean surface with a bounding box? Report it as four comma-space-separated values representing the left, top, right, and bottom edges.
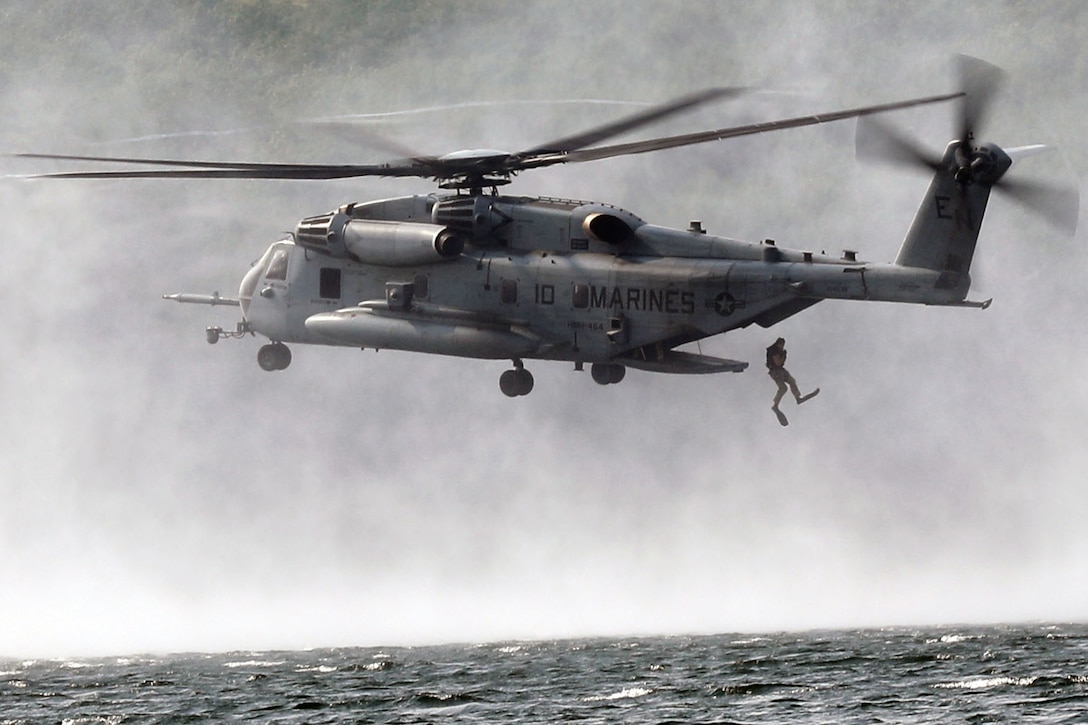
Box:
3, 623, 1087, 723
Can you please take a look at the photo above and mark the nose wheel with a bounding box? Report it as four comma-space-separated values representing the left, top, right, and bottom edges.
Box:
257, 342, 292, 371
499, 361, 534, 397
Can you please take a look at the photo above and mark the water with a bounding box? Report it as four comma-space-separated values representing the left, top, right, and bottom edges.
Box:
3, 623, 1087, 723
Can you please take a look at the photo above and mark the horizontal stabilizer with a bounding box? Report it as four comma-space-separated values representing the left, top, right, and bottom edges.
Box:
929, 297, 992, 309
621, 349, 747, 375
1004, 144, 1051, 162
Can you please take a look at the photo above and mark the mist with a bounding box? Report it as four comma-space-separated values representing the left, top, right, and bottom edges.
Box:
1, 1, 1086, 658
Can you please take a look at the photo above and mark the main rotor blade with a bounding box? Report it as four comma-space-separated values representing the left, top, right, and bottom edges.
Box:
16, 90, 964, 183
15, 152, 284, 168
545, 92, 964, 166
519, 87, 747, 155
14, 153, 439, 180
14, 87, 745, 181
293, 121, 426, 159
19, 167, 421, 180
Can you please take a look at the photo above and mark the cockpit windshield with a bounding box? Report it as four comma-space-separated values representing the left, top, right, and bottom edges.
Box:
265, 247, 290, 281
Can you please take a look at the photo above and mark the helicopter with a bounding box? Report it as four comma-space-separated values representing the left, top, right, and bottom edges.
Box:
18, 56, 1077, 397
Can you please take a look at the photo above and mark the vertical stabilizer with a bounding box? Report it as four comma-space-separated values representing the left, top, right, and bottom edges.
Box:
894, 141, 1008, 295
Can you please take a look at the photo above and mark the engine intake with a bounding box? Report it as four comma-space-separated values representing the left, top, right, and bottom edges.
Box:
583, 212, 634, 245
295, 212, 349, 254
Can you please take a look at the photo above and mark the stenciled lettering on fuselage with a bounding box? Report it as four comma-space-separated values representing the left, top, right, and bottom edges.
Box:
591, 285, 695, 314
535, 283, 695, 314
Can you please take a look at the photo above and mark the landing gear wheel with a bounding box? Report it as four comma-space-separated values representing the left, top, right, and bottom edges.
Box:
257, 342, 292, 371
514, 368, 534, 395
591, 363, 626, 385
499, 367, 534, 397
499, 370, 519, 397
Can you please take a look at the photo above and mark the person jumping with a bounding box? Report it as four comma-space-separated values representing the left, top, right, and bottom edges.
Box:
766, 337, 819, 426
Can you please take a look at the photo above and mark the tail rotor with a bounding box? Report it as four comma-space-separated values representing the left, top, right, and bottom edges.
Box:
857, 55, 1079, 237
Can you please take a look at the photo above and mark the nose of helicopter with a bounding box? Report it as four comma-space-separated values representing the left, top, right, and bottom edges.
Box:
237, 262, 262, 317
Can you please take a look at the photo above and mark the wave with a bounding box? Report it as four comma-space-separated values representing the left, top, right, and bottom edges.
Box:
342, 659, 395, 672
709, 682, 803, 697
222, 660, 285, 669
935, 676, 1036, 690
936, 672, 1088, 691
583, 687, 653, 702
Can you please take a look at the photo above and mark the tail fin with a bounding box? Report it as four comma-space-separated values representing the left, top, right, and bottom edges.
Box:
894, 141, 1005, 295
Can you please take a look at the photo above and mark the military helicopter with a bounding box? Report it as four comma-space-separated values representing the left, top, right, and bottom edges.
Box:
19, 57, 1077, 397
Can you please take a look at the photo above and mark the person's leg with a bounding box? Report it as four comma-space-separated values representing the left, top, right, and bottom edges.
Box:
785, 370, 802, 402
772, 378, 787, 408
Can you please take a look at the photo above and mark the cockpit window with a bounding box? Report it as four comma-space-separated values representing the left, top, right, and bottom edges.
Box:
265, 247, 290, 281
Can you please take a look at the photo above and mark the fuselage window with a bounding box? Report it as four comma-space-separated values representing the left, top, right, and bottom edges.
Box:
320, 267, 342, 299
265, 248, 290, 281
501, 278, 518, 304
572, 283, 589, 309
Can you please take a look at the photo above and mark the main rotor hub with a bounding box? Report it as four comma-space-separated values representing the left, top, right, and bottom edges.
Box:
438, 175, 512, 193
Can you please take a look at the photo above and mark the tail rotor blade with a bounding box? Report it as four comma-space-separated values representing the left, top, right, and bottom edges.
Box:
852, 56, 1075, 242
956, 54, 1006, 146
855, 115, 943, 172
997, 177, 1080, 237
